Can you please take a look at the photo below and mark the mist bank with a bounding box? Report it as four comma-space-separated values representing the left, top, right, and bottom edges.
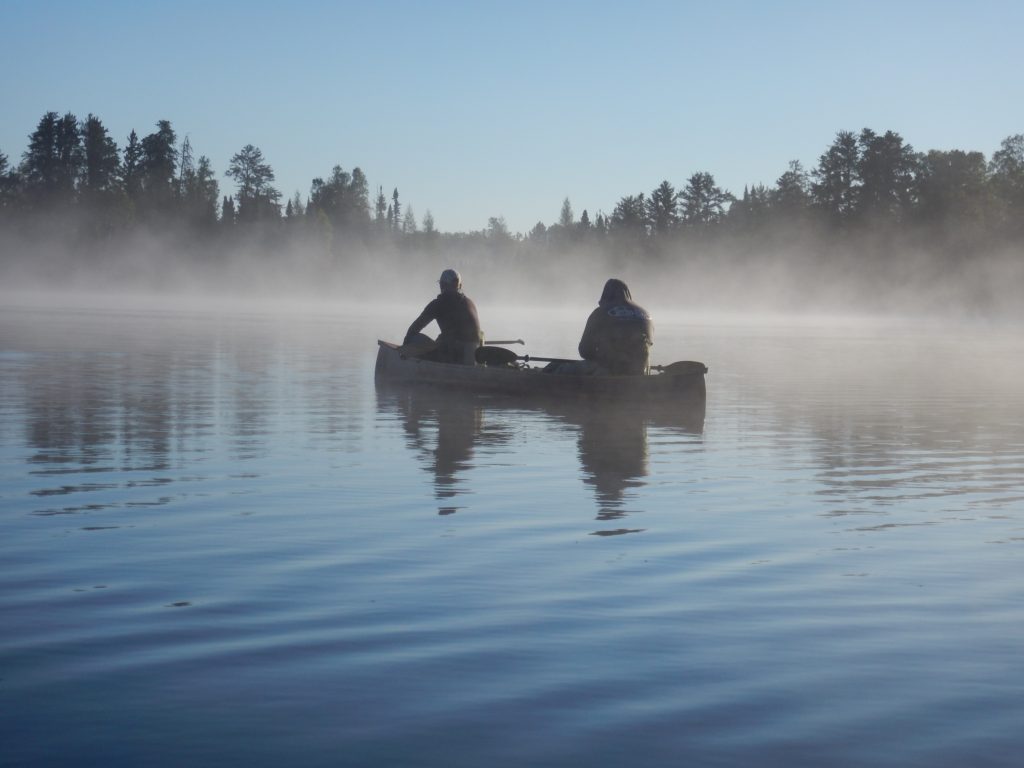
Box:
2, 219, 1023, 324
4, 113, 1023, 319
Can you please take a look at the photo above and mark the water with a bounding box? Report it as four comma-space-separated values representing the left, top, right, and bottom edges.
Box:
2, 303, 1023, 767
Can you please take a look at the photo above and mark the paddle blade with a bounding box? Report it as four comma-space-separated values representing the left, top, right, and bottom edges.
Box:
476, 345, 519, 366
653, 361, 708, 376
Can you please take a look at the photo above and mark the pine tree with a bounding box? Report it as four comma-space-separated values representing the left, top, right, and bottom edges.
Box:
375, 185, 388, 229
559, 197, 574, 228
679, 173, 732, 227
20, 111, 61, 206
772, 160, 810, 216
138, 120, 178, 219
856, 129, 916, 224
80, 114, 120, 194
180, 154, 219, 228
54, 112, 82, 204
989, 134, 1024, 233
121, 130, 142, 202
609, 194, 648, 236
0, 150, 20, 213
225, 144, 280, 221
402, 205, 417, 234
810, 130, 860, 225
646, 180, 679, 235
221, 195, 236, 225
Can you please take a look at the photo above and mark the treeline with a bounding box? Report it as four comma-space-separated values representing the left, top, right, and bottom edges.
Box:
1, 110, 1023, 304
0, 112, 409, 252
531, 129, 1024, 259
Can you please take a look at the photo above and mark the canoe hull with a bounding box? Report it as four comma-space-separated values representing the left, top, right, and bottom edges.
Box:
374, 340, 706, 404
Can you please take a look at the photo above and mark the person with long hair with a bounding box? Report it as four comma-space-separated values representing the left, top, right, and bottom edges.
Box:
578, 278, 653, 375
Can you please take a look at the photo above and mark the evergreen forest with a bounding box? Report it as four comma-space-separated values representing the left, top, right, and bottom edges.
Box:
2, 111, 1023, 313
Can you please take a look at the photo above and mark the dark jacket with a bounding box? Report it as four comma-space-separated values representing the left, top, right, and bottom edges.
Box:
578, 279, 653, 375
405, 291, 482, 363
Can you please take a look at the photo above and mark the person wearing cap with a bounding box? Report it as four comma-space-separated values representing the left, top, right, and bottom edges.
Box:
578, 278, 653, 375
403, 269, 483, 365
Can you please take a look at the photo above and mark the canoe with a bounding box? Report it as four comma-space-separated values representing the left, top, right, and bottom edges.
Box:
374, 340, 707, 404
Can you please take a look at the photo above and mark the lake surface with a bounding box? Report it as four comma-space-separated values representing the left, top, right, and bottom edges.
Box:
2, 302, 1023, 767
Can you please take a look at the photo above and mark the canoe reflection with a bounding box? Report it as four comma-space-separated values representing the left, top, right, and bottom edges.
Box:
376, 382, 704, 526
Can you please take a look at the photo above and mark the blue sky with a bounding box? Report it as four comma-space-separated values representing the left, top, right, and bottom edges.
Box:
2, 0, 1022, 234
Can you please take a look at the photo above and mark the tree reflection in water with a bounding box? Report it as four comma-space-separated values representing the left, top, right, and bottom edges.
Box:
375, 383, 704, 529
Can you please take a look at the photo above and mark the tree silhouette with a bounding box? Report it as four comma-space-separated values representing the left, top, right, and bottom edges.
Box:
856, 129, 916, 224
610, 193, 647, 234
121, 130, 143, 203
309, 165, 370, 234
20, 112, 61, 205
811, 130, 859, 224
391, 188, 401, 231
374, 186, 388, 229
80, 114, 120, 194
53, 113, 82, 205
915, 150, 988, 229
138, 120, 178, 221
0, 150, 19, 214
646, 180, 679, 235
559, 197, 574, 228
772, 160, 810, 215
226, 144, 280, 221
679, 172, 731, 227
989, 134, 1024, 234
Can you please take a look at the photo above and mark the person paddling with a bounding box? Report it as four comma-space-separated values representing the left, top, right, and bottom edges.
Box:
404, 269, 483, 365
578, 278, 653, 375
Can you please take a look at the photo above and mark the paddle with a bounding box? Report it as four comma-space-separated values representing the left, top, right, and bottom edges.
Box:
477, 346, 708, 375
475, 346, 573, 366
652, 361, 709, 375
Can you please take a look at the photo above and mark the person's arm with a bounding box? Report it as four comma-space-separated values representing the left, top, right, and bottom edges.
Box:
578, 309, 600, 359
404, 301, 437, 344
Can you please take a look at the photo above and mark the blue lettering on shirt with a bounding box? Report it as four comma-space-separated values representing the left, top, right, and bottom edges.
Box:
607, 305, 648, 320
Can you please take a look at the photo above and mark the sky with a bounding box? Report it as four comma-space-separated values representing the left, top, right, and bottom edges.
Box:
2, 0, 1022, 235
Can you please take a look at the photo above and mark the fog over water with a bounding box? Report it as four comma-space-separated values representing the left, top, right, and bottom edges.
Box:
4, 234, 1024, 326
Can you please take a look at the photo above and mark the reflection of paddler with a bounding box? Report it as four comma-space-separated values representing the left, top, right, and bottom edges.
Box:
394, 389, 481, 500
574, 404, 649, 511
380, 387, 517, 513
432, 399, 480, 499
